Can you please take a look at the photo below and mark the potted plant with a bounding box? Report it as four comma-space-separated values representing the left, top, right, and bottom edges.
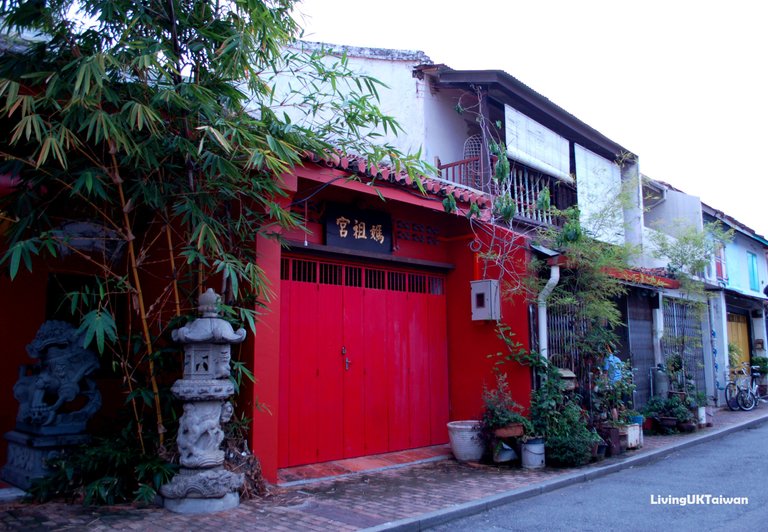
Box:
543, 401, 598, 467
480, 373, 533, 441
642, 396, 688, 434
646, 395, 696, 432
689, 391, 707, 427
753, 356, 768, 395
666, 394, 696, 432
592, 358, 637, 424
590, 430, 608, 461
527, 359, 596, 467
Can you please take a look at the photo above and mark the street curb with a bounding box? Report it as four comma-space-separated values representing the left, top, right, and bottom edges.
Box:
363, 412, 768, 531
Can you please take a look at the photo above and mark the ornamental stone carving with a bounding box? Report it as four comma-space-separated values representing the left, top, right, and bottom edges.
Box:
161, 289, 246, 514
13, 320, 101, 433
2, 320, 101, 490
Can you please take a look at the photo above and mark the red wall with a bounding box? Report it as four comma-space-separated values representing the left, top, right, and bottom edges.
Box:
444, 230, 532, 421
1, 164, 534, 485
250, 167, 534, 482
249, 233, 283, 483
0, 269, 48, 466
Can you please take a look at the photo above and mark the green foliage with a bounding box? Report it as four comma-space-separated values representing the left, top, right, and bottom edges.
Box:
479, 372, 533, 437
641, 395, 694, 426
78, 308, 118, 354
545, 432, 593, 468
493, 195, 516, 224
555, 208, 583, 246
527, 202, 631, 368
752, 356, 768, 374
488, 141, 510, 183
532, 365, 595, 467
536, 187, 551, 212
0, 0, 432, 488
489, 324, 594, 466
28, 435, 177, 505
650, 221, 734, 333
651, 221, 733, 282
593, 358, 636, 419
442, 194, 457, 214
728, 342, 744, 369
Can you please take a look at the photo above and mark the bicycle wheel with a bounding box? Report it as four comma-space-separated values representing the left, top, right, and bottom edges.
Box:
738, 389, 757, 411
725, 382, 741, 411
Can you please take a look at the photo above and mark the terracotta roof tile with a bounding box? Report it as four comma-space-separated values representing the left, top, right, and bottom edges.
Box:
301, 151, 492, 210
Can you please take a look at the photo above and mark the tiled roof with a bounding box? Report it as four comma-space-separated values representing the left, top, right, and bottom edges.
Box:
302, 151, 492, 209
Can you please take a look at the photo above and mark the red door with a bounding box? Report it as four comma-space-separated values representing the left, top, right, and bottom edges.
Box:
279, 257, 448, 468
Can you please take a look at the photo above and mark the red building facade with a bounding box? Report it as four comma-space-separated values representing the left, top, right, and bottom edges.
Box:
248, 159, 532, 481
0, 160, 534, 484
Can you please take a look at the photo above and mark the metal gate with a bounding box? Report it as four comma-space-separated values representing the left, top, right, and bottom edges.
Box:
661, 298, 706, 395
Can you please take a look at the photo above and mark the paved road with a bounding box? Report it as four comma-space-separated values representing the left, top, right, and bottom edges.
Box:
428, 421, 768, 531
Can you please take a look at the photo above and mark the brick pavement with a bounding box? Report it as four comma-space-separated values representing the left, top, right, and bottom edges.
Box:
2, 406, 767, 531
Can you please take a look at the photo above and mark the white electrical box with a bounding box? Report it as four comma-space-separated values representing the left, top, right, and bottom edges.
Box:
470, 279, 501, 321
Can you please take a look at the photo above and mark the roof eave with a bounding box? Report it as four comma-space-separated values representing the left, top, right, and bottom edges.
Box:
431, 69, 634, 161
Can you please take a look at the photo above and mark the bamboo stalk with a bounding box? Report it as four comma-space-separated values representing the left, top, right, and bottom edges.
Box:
111, 150, 165, 448
164, 218, 182, 317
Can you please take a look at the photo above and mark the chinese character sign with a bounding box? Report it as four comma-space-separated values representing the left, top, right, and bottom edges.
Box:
326, 205, 392, 253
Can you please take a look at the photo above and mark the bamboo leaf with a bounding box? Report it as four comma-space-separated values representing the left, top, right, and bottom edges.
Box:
78, 309, 117, 354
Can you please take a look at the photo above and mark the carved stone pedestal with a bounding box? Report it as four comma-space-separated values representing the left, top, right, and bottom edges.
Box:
2, 431, 90, 490
161, 467, 243, 514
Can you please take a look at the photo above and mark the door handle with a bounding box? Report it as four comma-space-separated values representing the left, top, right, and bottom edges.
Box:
345, 357, 352, 371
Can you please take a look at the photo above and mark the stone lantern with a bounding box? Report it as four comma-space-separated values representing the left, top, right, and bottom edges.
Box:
161, 289, 246, 514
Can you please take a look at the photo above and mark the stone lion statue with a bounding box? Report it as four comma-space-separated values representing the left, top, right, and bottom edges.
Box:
13, 320, 102, 434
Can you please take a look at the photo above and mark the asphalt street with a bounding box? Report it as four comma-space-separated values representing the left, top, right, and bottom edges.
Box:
428, 421, 768, 531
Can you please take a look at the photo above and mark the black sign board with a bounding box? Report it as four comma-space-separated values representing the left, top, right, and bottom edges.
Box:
325, 204, 392, 253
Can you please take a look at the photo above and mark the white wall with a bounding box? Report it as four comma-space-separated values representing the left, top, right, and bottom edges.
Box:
725, 231, 768, 298
267, 43, 429, 163
644, 189, 704, 236
622, 160, 644, 252
634, 226, 670, 269
574, 145, 625, 245
423, 87, 475, 168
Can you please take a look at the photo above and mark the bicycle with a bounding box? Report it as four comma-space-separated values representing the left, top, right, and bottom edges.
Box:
737, 365, 768, 411
724, 363, 750, 411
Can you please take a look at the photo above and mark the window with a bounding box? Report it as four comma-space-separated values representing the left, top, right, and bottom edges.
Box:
747, 251, 759, 291
714, 243, 727, 285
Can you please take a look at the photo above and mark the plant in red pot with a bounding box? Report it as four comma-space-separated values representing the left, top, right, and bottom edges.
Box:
479, 373, 533, 455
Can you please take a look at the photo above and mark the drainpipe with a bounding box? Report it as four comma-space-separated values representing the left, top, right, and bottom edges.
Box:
538, 264, 560, 361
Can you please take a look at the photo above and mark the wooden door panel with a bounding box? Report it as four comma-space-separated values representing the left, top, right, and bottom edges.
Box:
342, 281, 365, 458
408, 289, 431, 448
386, 288, 410, 451
727, 313, 750, 374
315, 280, 344, 463
363, 288, 389, 455
286, 279, 320, 466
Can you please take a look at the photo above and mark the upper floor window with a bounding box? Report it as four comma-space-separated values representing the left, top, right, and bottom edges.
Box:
747, 251, 759, 291
714, 243, 727, 284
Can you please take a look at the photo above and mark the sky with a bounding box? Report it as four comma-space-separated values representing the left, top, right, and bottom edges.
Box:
293, 0, 768, 237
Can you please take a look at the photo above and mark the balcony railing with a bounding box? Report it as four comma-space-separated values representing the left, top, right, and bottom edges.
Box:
437, 157, 576, 227
437, 156, 489, 191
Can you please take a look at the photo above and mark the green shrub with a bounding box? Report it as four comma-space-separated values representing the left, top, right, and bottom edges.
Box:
28, 435, 176, 505
545, 435, 593, 467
